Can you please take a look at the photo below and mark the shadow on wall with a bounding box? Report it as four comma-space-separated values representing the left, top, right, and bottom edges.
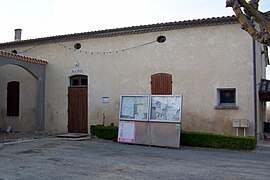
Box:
0, 109, 6, 130
266, 106, 270, 122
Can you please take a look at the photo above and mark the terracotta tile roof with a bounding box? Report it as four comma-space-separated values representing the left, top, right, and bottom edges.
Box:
0, 16, 238, 48
0, 50, 48, 65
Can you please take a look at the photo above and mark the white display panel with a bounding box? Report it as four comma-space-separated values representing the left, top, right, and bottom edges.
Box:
118, 121, 135, 143
150, 95, 182, 122
119, 95, 149, 121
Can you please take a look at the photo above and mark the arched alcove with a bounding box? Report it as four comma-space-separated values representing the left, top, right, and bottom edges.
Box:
0, 53, 47, 132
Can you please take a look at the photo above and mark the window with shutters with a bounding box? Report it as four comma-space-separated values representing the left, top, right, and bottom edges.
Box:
7, 81, 20, 116
151, 73, 172, 95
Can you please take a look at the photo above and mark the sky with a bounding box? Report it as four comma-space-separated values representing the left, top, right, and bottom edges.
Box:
0, 0, 269, 43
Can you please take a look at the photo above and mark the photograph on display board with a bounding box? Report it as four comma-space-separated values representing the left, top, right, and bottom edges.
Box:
150, 95, 182, 122
119, 95, 149, 121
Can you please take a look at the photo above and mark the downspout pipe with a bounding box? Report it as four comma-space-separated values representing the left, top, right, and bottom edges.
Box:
253, 39, 258, 144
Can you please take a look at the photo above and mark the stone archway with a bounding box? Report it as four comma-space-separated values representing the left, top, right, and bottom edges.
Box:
0, 51, 47, 132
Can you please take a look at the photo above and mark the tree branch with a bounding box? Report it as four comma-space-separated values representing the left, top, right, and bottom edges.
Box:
226, 0, 270, 46
239, 0, 270, 32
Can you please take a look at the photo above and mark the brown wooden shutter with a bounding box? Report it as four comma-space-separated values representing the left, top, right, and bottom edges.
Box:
151, 73, 172, 95
7, 81, 20, 116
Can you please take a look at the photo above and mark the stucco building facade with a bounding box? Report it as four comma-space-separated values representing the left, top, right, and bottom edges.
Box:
0, 16, 268, 140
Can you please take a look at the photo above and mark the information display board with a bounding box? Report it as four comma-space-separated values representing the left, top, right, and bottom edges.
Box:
150, 95, 182, 122
119, 95, 149, 121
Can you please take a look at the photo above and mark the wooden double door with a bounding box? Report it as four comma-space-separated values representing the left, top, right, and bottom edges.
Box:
68, 86, 88, 133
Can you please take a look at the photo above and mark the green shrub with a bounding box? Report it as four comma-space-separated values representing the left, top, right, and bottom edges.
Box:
90, 125, 118, 141
180, 131, 256, 150
90, 125, 256, 150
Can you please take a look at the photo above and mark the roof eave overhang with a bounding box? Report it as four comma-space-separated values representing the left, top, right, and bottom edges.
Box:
0, 16, 238, 49
0, 50, 48, 65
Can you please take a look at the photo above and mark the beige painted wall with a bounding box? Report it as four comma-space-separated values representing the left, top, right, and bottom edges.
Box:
0, 64, 36, 132
2, 23, 266, 136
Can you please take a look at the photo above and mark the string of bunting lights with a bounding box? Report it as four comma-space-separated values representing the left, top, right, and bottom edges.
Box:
15, 35, 166, 55
58, 40, 157, 55
18, 42, 43, 54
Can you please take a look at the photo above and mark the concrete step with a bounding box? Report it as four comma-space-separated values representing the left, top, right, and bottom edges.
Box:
57, 133, 89, 138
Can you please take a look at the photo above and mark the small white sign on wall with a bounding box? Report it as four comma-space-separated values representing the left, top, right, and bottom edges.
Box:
102, 97, 110, 103
71, 68, 83, 74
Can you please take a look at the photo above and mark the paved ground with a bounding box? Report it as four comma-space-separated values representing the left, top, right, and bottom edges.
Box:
1, 135, 270, 180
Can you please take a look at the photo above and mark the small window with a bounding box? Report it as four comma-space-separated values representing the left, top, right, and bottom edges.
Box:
11, 50, 18, 54
71, 79, 79, 86
74, 43, 81, 50
70, 75, 88, 87
81, 77, 88, 86
156, 36, 166, 43
7, 81, 20, 116
215, 88, 238, 109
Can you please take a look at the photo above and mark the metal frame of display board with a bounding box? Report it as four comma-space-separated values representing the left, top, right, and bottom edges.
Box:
118, 95, 183, 148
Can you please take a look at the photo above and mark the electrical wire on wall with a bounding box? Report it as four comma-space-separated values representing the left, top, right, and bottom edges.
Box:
17, 43, 43, 54
58, 40, 157, 55
11, 35, 166, 56
9, 35, 166, 55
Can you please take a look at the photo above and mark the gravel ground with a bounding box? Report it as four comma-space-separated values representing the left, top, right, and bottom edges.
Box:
0, 137, 270, 180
